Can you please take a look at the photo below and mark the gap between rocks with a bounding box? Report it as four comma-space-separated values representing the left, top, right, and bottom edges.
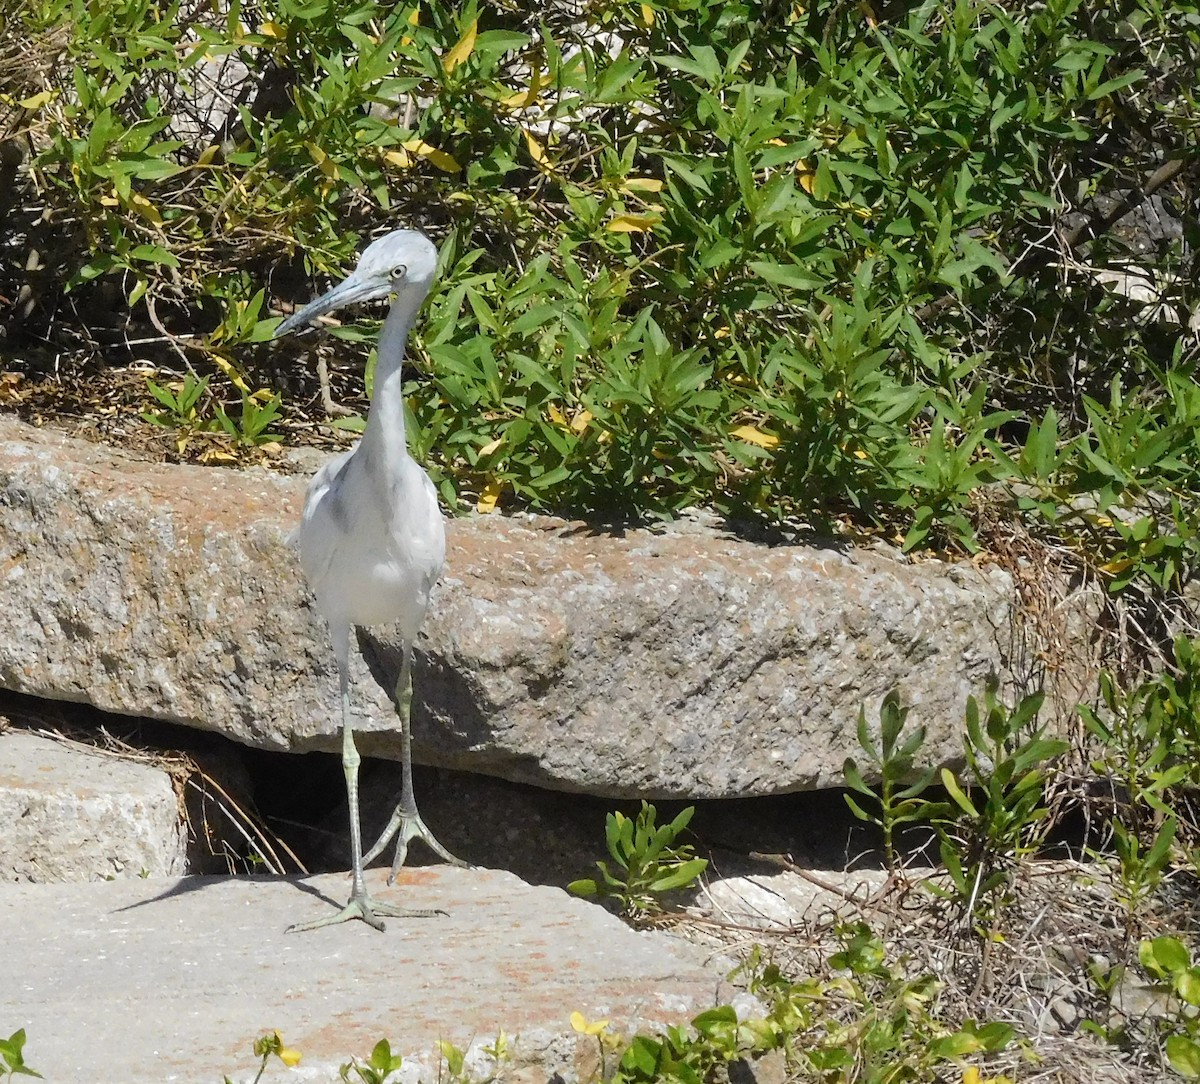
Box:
0, 684, 896, 894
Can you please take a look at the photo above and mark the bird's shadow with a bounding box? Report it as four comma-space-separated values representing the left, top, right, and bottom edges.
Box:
355, 630, 495, 754
112, 874, 341, 915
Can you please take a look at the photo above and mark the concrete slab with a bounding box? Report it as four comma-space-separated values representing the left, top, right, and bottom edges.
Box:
0, 731, 187, 882
0, 867, 732, 1084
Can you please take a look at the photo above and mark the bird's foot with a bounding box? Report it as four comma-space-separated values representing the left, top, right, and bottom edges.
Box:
286, 889, 445, 934
363, 806, 472, 883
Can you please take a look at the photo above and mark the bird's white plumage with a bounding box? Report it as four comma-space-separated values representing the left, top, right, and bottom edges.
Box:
297, 445, 444, 641
277, 229, 445, 662
273, 229, 463, 931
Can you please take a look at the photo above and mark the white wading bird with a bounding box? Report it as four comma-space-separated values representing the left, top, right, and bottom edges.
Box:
274, 229, 467, 932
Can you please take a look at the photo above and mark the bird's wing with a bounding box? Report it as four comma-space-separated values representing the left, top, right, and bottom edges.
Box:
293, 449, 356, 585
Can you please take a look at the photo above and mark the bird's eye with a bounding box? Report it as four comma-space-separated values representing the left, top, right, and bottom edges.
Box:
390, 264, 407, 281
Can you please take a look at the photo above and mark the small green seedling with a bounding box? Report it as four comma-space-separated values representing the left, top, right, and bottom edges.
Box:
215, 390, 284, 447
843, 688, 937, 872
569, 801, 707, 922
931, 681, 1067, 922
224, 1030, 300, 1084
0, 1030, 41, 1081
340, 1039, 404, 1084
142, 372, 209, 429
1139, 936, 1200, 1078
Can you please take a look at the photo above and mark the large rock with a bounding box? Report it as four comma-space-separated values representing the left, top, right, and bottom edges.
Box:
0, 730, 187, 881
0, 417, 1023, 797
0, 866, 739, 1084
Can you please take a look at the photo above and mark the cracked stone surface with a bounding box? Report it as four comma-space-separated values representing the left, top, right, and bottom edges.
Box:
0, 416, 1031, 796
0, 867, 738, 1084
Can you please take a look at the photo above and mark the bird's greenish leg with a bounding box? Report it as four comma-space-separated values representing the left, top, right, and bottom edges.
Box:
362, 643, 470, 881
288, 662, 442, 933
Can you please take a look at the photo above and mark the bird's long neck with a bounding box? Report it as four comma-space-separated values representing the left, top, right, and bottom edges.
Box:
362, 286, 427, 460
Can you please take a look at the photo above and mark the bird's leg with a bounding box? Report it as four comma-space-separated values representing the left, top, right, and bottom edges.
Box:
362, 642, 470, 881
288, 662, 443, 933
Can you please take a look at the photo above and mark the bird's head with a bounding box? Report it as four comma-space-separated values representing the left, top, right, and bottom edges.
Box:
274, 229, 439, 338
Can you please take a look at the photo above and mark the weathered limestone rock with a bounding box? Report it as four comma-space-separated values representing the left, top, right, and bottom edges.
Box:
0, 417, 1021, 797
0, 730, 187, 881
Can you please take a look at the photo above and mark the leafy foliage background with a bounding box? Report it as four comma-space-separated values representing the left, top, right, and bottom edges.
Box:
0, 0, 1197, 600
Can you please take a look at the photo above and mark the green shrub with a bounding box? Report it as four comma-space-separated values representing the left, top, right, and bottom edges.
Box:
1, 0, 1196, 592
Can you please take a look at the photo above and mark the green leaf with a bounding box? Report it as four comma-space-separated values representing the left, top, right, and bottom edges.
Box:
748, 259, 824, 291
1141, 936, 1190, 977
941, 769, 979, 817
1176, 968, 1200, 1007
1087, 69, 1144, 100
1167, 1035, 1200, 1079
843, 793, 874, 822
928, 1031, 983, 1059
843, 758, 874, 798
130, 244, 180, 268
623, 1036, 661, 1076
647, 858, 707, 893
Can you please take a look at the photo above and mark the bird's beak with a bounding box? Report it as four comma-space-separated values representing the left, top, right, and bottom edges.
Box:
273, 273, 387, 338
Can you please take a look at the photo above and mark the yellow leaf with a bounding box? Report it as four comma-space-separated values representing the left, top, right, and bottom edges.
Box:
796, 159, 815, 194
401, 6, 419, 44
835, 200, 872, 220
570, 409, 592, 433
383, 147, 413, 170
211, 353, 250, 394
547, 403, 568, 428
477, 478, 504, 514
199, 447, 236, 464
962, 1068, 982, 1084
259, 20, 286, 38
606, 213, 660, 233
18, 89, 54, 110
478, 436, 504, 456
443, 18, 477, 74
1099, 556, 1134, 575
620, 177, 663, 194
570, 1011, 609, 1036
731, 424, 780, 449
640, 4, 655, 26
279, 1047, 302, 1067
130, 192, 163, 225
401, 139, 460, 173
523, 128, 552, 171
500, 70, 546, 110
305, 142, 339, 180
197, 144, 220, 166
714, 326, 730, 339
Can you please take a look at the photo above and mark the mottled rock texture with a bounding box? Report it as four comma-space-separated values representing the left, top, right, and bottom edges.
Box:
0, 417, 1025, 796
0, 730, 187, 881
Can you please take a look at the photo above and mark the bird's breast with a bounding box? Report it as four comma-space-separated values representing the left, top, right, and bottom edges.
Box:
297, 457, 446, 638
